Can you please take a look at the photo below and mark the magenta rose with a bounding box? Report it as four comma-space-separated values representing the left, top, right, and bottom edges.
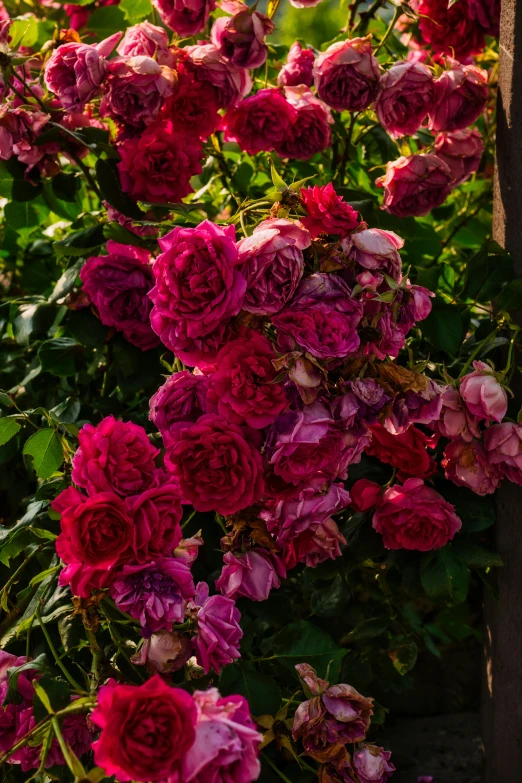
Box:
443, 437, 502, 495
44, 33, 122, 112
469, 0, 500, 36
101, 56, 175, 128
206, 332, 288, 429
118, 118, 203, 205
152, 0, 216, 37
215, 549, 286, 602
72, 416, 159, 497
267, 401, 351, 487
187, 43, 252, 108
342, 227, 403, 282
484, 423, 522, 485
192, 581, 243, 673
149, 370, 209, 436
278, 42, 315, 87
165, 414, 264, 515
372, 477, 462, 551
211, 2, 274, 69
116, 21, 174, 65
157, 319, 234, 369
375, 60, 434, 139
276, 86, 332, 160
162, 64, 220, 139
182, 688, 262, 783
266, 482, 351, 543
376, 154, 453, 217
417, 0, 486, 60
238, 218, 309, 315
125, 481, 183, 561
429, 64, 489, 133
313, 36, 380, 112
80, 241, 159, 351
149, 220, 246, 354
353, 745, 396, 783
459, 360, 508, 423
110, 558, 195, 632
434, 128, 484, 186
300, 183, 360, 238
91, 676, 197, 782
273, 273, 362, 360
223, 88, 298, 155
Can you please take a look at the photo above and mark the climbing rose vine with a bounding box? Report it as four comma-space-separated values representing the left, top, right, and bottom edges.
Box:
0, 1, 512, 782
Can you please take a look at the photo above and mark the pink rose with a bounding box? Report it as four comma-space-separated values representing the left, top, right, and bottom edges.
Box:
80, 241, 159, 351
429, 64, 489, 133
443, 437, 502, 495
72, 416, 159, 497
434, 387, 482, 442
459, 361, 508, 422
372, 477, 462, 550
44, 33, 122, 112
118, 118, 203, 204
0, 106, 49, 163
223, 88, 298, 155
149, 370, 209, 436
417, 0, 486, 60
152, 0, 216, 37
484, 423, 522, 485
434, 128, 484, 186
162, 63, 220, 139
215, 549, 286, 601
342, 227, 403, 281
313, 37, 380, 112
211, 2, 274, 69
273, 273, 362, 360
375, 60, 434, 139
192, 582, 243, 673
353, 745, 395, 783
149, 221, 246, 354
238, 218, 309, 315
276, 86, 333, 160
101, 56, 175, 128
376, 154, 453, 217
182, 688, 261, 783
92, 676, 197, 782
350, 479, 381, 512
206, 332, 288, 429
116, 21, 175, 66
165, 414, 264, 515
187, 43, 252, 108
132, 631, 192, 673
125, 481, 183, 561
278, 42, 315, 87
300, 183, 360, 238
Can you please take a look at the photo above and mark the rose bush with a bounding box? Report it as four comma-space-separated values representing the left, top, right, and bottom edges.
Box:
0, 2, 509, 783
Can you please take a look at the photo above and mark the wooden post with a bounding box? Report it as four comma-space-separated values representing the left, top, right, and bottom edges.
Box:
482, 1, 522, 780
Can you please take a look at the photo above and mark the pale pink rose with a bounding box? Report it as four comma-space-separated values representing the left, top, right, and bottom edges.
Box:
132, 631, 192, 673
442, 437, 502, 495
342, 227, 403, 281
484, 423, 522, 485
459, 361, 508, 423
433, 387, 482, 442
278, 42, 315, 87
117, 21, 175, 66
353, 744, 395, 783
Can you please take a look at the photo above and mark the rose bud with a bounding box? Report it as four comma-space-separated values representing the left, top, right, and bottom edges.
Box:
313, 36, 380, 112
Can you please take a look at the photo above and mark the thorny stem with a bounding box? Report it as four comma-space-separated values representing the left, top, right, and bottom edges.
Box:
86, 627, 104, 694
36, 607, 85, 693
11, 69, 46, 111
355, 0, 386, 34
51, 716, 74, 772
1, 545, 45, 611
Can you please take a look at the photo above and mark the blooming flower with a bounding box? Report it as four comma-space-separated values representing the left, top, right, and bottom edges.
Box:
192, 582, 243, 673
376, 60, 434, 139
216, 549, 286, 601
314, 36, 380, 112
376, 154, 453, 217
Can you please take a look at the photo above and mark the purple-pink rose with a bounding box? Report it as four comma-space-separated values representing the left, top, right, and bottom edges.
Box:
266, 482, 351, 544
238, 217, 310, 315
101, 56, 175, 128
376, 154, 453, 217
187, 43, 252, 108
72, 416, 159, 497
182, 688, 262, 783
192, 582, 243, 674
116, 22, 175, 66
443, 437, 502, 495
484, 423, 522, 485
353, 745, 396, 783
276, 86, 333, 160
44, 33, 122, 112
149, 370, 209, 436
152, 0, 216, 37
215, 549, 286, 601
80, 241, 159, 351
434, 387, 482, 442
434, 128, 484, 186
376, 59, 434, 139
211, 1, 274, 69
273, 273, 362, 360
314, 36, 380, 112
278, 42, 315, 87
149, 221, 246, 356
459, 361, 508, 423
429, 63, 489, 132
223, 88, 298, 155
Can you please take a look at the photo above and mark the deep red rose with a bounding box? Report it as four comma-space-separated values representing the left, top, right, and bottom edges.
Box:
417, 0, 486, 60
367, 424, 437, 479
91, 676, 197, 782
300, 183, 360, 239
223, 88, 298, 155
125, 482, 183, 562
165, 414, 265, 514
350, 479, 382, 512
161, 63, 220, 139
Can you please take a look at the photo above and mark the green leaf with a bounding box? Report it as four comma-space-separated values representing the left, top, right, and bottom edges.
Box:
0, 392, 13, 407
270, 162, 288, 192
67, 309, 108, 347
451, 540, 503, 568
12, 303, 56, 347
461, 242, 512, 303
52, 172, 81, 203
48, 260, 83, 304
268, 620, 346, 680
496, 279, 522, 312
0, 417, 21, 446
421, 299, 466, 355
23, 429, 64, 479
38, 338, 79, 377
53, 225, 105, 261
389, 642, 418, 676
420, 548, 470, 605
103, 222, 153, 249
120, 0, 152, 22
96, 158, 144, 220
220, 662, 282, 716
342, 616, 390, 643
33, 676, 70, 723
85, 5, 127, 40
4, 655, 48, 705
0, 158, 43, 202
